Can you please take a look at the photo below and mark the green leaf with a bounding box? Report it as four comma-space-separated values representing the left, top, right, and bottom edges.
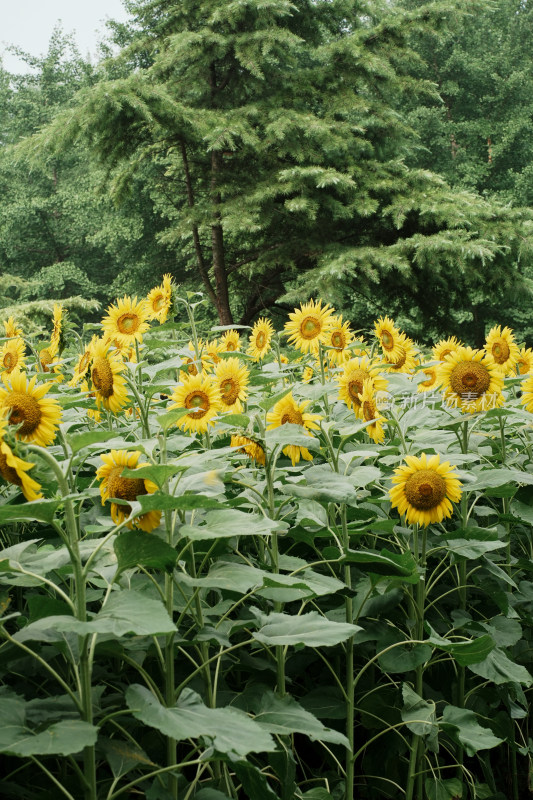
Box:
1, 720, 98, 757
468, 648, 533, 686
251, 689, 349, 748
134, 492, 222, 514
480, 617, 522, 648
101, 737, 154, 778
126, 685, 274, 757
425, 777, 463, 800
266, 423, 320, 452
343, 549, 418, 580
426, 631, 495, 666
401, 684, 438, 751
121, 464, 185, 488
259, 386, 293, 412
442, 538, 505, 559
253, 610, 361, 647
179, 509, 282, 540
0, 500, 61, 524
157, 408, 191, 431
467, 469, 533, 491
67, 429, 122, 454
114, 530, 177, 572
440, 706, 504, 756
231, 760, 278, 800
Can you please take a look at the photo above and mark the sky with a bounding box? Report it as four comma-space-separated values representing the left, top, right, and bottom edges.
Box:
1, 1, 132, 73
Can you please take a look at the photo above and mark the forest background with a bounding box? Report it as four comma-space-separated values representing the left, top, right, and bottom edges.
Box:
2, 0, 533, 346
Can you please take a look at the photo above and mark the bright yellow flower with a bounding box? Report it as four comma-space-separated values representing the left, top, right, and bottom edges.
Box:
484, 325, 519, 376
359, 380, 385, 444
383, 335, 417, 375
284, 299, 335, 355
220, 330, 241, 352
50, 304, 64, 355
101, 296, 150, 348
0, 338, 25, 375
0, 371, 61, 447
97, 450, 161, 532
230, 435, 265, 466
374, 316, 404, 363
0, 415, 42, 501
432, 336, 462, 363
516, 347, 533, 376
146, 274, 173, 323
169, 372, 222, 434
248, 318, 274, 361
389, 452, 462, 527
204, 338, 224, 367
266, 391, 322, 465
213, 357, 249, 413
90, 338, 130, 415
417, 363, 440, 393
337, 356, 389, 417
3, 317, 22, 339
324, 315, 354, 366
438, 346, 504, 413
69, 337, 97, 387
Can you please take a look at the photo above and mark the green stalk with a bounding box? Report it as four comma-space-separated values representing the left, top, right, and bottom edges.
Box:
29, 446, 96, 800
405, 525, 426, 800
318, 342, 330, 416
265, 447, 286, 696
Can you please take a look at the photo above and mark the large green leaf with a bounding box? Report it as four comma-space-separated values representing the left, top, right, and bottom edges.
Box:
250, 689, 349, 748
232, 759, 279, 800
468, 648, 533, 686
121, 464, 186, 488
401, 684, 438, 752
0, 714, 98, 757
100, 737, 154, 778
126, 685, 274, 757
426, 630, 495, 666
440, 706, 504, 756
0, 499, 61, 524
265, 423, 320, 452
67, 429, 122, 454
253, 610, 361, 647
133, 492, 222, 514
179, 508, 282, 540
425, 778, 463, 800
466, 469, 533, 491
114, 530, 177, 572
343, 548, 418, 580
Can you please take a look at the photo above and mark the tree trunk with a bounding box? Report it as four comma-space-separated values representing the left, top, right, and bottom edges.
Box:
210, 149, 233, 325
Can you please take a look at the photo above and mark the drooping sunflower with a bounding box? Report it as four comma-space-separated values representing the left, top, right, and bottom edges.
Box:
515, 347, 533, 376
248, 318, 274, 361
284, 299, 335, 355
230, 434, 266, 466
302, 365, 314, 383
101, 296, 150, 348
69, 337, 97, 387
374, 316, 404, 363
169, 372, 222, 434
323, 315, 354, 366
50, 304, 65, 355
337, 356, 389, 416
213, 357, 249, 413
359, 380, 385, 444
438, 346, 504, 413
90, 338, 130, 414
0, 415, 42, 501
146, 274, 173, 324
416, 363, 440, 393
389, 452, 462, 527
220, 329, 241, 352
0, 338, 25, 375
484, 325, 519, 376
0, 371, 61, 447
432, 336, 462, 363
3, 317, 22, 339
266, 391, 322, 465
383, 335, 417, 375
97, 450, 161, 532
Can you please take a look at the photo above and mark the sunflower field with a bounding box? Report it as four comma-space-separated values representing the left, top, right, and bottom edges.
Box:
1, 279, 533, 800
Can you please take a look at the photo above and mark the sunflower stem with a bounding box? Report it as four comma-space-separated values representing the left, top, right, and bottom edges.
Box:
318, 342, 330, 417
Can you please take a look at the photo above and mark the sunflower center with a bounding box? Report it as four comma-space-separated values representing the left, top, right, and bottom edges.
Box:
7, 392, 42, 436
256, 331, 266, 349
389, 347, 407, 370
404, 469, 447, 510
300, 316, 321, 340
362, 399, 376, 422
440, 348, 453, 360
185, 358, 199, 376
3, 352, 16, 372
117, 313, 140, 335
220, 377, 239, 405
491, 341, 510, 364
331, 331, 345, 350
347, 369, 369, 402
40, 349, 52, 372
281, 408, 304, 425
420, 369, 437, 388
381, 330, 394, 350
107, 466, 147, 502
0, 450, 22, 487
92, 358, 115, 398
152, 294, 165, 311
78, 352, 91, 374
185, 390, 210, 418
450, 361, 491, 398
517, 359, 529, 375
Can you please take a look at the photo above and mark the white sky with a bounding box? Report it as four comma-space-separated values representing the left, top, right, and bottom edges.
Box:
1, 0, 132, 73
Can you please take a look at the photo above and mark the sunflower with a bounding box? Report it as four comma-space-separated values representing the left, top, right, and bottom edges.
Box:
248, 318, 275, 361
389, 452, 462, 527
337, 356, 389, 416
284, 299, 335, 355
0, 371, 61, 447
0, 415, 42, 501
146, 274, 173, 323
515, 347, 533, 376
213, 357, 249, 413
417, 363, 440, 393
438, 346, 504, 413
374, 316, 404, 363
324, 315, 354, 366
90, 338, 130, 414
266, 391, 322, 465
3, 317, 22, 339
101, 296, 150, 348
359, 380, 385, 444
169, 372, 222, 434
69, 337, 97, 387
205, 338, 224, 367
220, 330, 241, 352
484, 325, 519, 375
50, 304, 65, 355
80, 379, 102, 423
0, 338, 25, 375
432, 336, 462, 363
383, 335, 417, 375
97, 450, 161, 532
230, 434, 266, 466
302, 365, 314, 383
